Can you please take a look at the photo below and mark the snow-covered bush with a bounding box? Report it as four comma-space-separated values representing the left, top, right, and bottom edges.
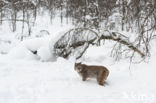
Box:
8, 36, 56, 61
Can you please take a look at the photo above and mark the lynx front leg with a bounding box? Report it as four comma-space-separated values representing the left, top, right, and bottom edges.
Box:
82, 76, 87, 81
82, 72, 87, 81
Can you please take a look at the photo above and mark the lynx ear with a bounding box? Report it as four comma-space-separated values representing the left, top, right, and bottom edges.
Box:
75, 62, 81, 65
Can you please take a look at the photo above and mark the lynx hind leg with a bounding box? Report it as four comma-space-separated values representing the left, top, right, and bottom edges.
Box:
97, 71, 108, 86
98, 77, 105, 86
97, 72, 104, 86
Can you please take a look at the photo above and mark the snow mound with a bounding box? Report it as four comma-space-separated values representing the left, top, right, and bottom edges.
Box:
7, 36, 57, 61
8, 46, 38, 60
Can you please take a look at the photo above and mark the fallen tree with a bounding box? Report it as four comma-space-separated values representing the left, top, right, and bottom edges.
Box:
53, 28, 145, 60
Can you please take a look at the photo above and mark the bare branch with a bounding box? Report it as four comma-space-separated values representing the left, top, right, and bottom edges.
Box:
54, 28, 145, 59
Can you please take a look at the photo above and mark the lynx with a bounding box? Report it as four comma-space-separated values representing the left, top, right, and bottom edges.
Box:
74, 62, 109, 86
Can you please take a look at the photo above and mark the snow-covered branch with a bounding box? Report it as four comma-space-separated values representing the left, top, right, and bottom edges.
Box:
53, 28, 145, 59
99, 32, 145, 58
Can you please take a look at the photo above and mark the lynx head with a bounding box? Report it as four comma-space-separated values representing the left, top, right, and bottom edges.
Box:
74, 62, 83, 73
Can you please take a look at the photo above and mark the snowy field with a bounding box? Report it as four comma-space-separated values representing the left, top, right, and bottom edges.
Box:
0, 17, 156, 103
0, 45, 156, 103
0, 48, 156, 103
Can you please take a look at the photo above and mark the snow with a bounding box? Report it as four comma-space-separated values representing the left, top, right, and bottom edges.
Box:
0, 15, 156, 103
0, 41, 156, 103
6, 36, 51, 60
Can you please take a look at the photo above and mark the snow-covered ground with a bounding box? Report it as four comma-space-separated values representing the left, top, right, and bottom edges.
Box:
0, 44, 156, 103
0, 16, 156, 103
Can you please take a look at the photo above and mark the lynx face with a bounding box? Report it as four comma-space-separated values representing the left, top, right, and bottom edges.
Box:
74, 62, 85, 77
74, 63, 83, 73
74, 62, 109, 86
